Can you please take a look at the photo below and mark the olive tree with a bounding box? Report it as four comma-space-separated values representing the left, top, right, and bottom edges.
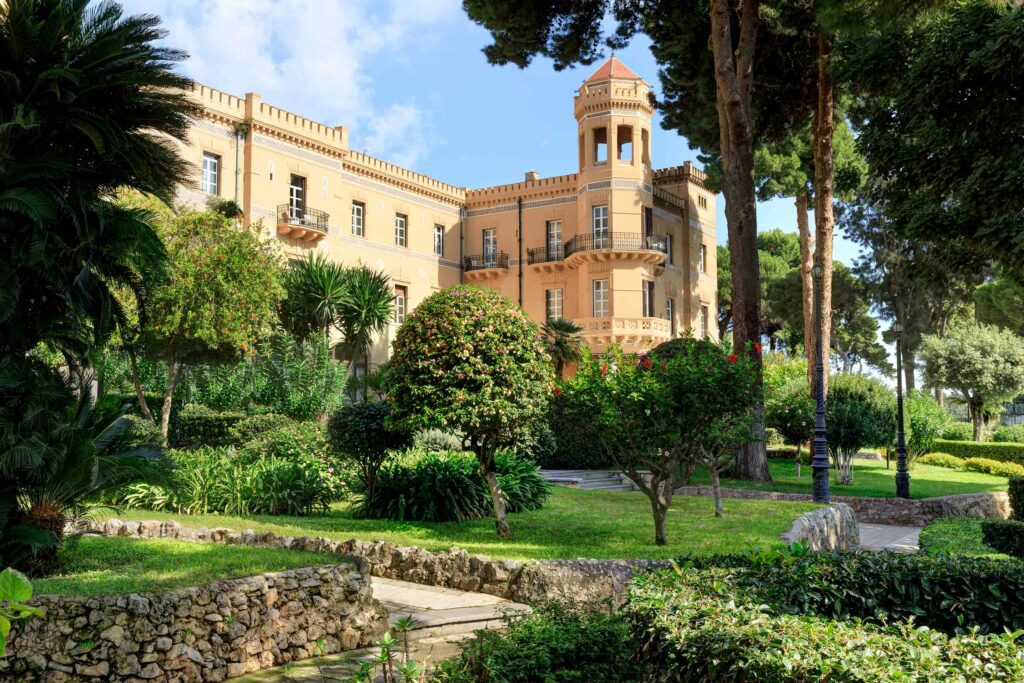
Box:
826, 374, 895, 485
384, 286, 553, 539
921, 321, 1024, 442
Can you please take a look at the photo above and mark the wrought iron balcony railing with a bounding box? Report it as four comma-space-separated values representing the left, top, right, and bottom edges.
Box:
277, 204, 329, 233
564, 232, 668, 257
463, 252, 510, 271
527, 245, 566, 264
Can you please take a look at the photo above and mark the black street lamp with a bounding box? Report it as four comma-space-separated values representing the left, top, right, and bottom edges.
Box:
893, 321, 911, 498
811, 262, 831, 503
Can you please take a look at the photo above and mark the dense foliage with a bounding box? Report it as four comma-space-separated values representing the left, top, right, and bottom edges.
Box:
932, 439, 1024, 466
902, 390, 951, 466
993, 424, 1024, 444
541, 389, 613, 470
328, 401, 411, 504
352, 451, 549, 522
941, 422, 975, 442
386, 286, 553, 538
825, 374, 894, 484
169, 404, 247, 448
961, 457, 1024, 479
764, 380, 813, 465
917, 452, 963, 469
431, 600, 641, 683
1012, 477, 1024, 521
981, 520, 1024, 560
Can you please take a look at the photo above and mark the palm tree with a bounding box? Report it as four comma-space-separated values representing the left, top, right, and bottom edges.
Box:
0, 0, 194, 571
542, 318, 585, 380
279, 252, 350, 343
337, 266, 394, 399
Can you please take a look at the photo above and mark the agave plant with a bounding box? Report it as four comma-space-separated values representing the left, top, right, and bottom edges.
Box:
542, 318, 585, 380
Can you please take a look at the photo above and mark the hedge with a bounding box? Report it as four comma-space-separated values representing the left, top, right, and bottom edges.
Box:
961, 456, 1024, 478
932, 438, 1024, 465
627, 568, 1024, 682
1012, 477, 1024, 520
916, 452, 963, 469
982, 519, 1024, 559
169, 404, 247, 448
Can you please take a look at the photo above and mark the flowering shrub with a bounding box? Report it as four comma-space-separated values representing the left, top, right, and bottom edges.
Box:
385, 286, 553, 538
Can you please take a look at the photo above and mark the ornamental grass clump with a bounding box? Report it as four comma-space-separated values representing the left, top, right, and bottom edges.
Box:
384, 286, 553, 538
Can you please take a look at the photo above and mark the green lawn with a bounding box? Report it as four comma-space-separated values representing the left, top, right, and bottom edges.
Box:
34, 536, 337, 596
99, 487, 818, 562
919, 517, 1015, 560
689, 457, 1008, 499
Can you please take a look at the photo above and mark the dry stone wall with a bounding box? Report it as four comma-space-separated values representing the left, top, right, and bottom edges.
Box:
779, 504, 859, 551
3, 560, 386, 683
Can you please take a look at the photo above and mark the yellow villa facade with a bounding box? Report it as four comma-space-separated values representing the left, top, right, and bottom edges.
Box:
175, 57, 718, 369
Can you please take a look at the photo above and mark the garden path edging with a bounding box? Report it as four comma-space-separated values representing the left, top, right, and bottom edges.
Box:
3, 561, 386, 683
674, 486, 1009, 526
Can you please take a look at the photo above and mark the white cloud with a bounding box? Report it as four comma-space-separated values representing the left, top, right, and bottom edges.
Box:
120, 0, 460, 168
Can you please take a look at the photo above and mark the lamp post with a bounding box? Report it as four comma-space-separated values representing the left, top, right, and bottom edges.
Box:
811, 263, 830, 503
893, 321, 910, 498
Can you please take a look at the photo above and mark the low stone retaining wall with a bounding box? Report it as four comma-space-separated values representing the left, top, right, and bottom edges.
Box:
3, 560, 386, 683
779, 504, 859, 551
675, 487, 1009, 527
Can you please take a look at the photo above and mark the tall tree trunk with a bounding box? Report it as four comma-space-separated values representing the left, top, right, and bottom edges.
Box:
970, 402, 984, 442
709, 0, 770, 482
797, 193, 815, 394
813, 33, 835, 399
479, 448, 512, 539
935, 387, 944, 408
160, 359, 184, 444
129, 350, 155, 423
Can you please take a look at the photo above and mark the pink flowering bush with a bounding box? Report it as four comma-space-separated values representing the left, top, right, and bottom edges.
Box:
384, 285, 553, 538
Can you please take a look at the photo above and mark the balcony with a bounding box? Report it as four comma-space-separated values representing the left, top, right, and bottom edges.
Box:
526, 245, 566, 273
575, 316, 672, 353
563, 232, 668, 269
277, 204, 329, 242
463, 252, 510, 281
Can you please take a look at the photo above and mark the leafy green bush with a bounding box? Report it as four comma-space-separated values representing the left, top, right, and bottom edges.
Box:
765, 381, 813, 449
941, 422, 975, 441
916, 452, 964, 469
353, 450, 549, 522
412, 429, 464, 453
825, 374, 895, 485
763, 427, 784, 447
993, 424, 1024, 443
919, 517, 1011, 559
225, 413, 298, 446
237, 421, 343, 497
431, 601, 641, 683
981, 519, 1024, 559
678, 548, 1024, 635
961, 456, 1024, 478
512, 419, 558, 464
931, 438, 1024, 465
903, 390, 951, 464
115, 447, 332, 516
1011, 477, 1024, 521
328, 402, 411, 504
169, 404, 246, 447
542, 388, 614, 469
627, 566, 1024, 682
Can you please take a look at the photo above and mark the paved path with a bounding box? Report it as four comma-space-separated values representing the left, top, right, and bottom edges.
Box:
234, 578, 529, 682
859, 523, 922, 553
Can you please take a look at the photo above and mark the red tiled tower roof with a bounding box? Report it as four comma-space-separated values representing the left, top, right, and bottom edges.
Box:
584, 55, 640, 83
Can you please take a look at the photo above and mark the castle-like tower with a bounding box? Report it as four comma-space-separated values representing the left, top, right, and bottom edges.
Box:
176, 56, 718, 367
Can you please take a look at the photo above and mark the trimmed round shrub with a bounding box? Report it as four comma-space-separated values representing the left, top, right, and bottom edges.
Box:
961, 457, 1024, 478
942, 422, 975, 441
993, 424, 1024, 443
826, 374, 895, 485
328, 401, 412, 504
353, 450, 549, 522
917, 452, 964, 469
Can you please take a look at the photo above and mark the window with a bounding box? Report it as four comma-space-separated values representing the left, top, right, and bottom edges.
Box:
593, 279, 609, 317
593, 127, 608, 164
351, 202, 365, 236
666, 298, 676, 337
643, 206, 653, 236
642, 281, 655, 318
699, 244, 708, 273
700, 305, 710, 339
288, 174, 306, 220
201, 152, 220, 195
667, 234, 674, 264
698, 194, 708, 210
482, 228, 497, 265
394, 286, 407, 324
395, 213, 407, 247
546, 289, 563, 322
546, 220, 562, 259
433, 225, 444, 257
616, 125, 633, 163
592, 206, 609, 249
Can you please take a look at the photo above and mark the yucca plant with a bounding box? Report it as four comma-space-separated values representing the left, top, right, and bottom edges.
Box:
279, 252, 351, 344
337, 266, 394, 398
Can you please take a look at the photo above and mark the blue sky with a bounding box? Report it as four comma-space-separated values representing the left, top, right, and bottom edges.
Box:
121, 0, 858, 264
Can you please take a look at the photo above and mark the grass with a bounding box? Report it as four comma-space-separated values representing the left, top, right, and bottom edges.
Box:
689, 457, 1008, 499
34, 536, 337, 596
98, 487, 818, 562
919, 517, 1015, 560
